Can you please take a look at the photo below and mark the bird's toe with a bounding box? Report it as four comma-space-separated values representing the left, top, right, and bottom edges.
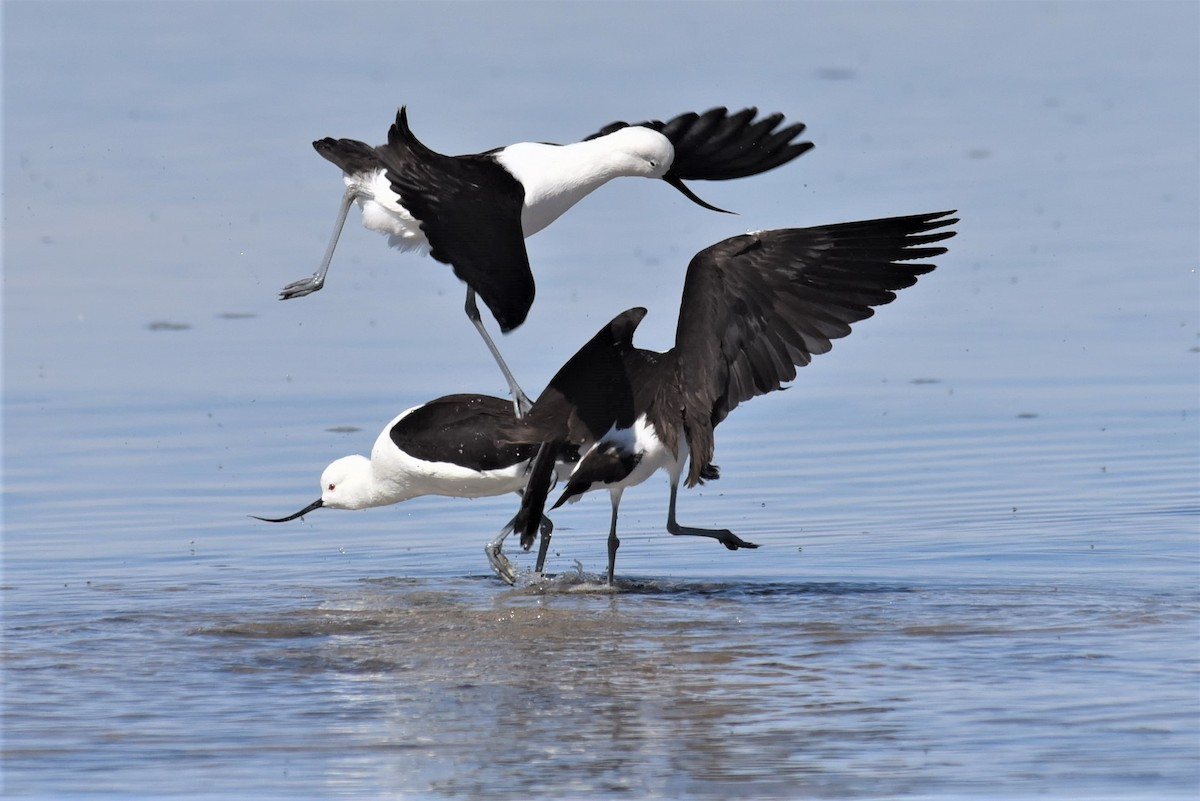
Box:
720, 531, 759, 550
484, 543, 518, 585
278, 276, 323, 300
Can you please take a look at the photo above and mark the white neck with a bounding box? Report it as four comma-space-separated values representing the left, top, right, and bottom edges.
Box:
497, 135, 663, 237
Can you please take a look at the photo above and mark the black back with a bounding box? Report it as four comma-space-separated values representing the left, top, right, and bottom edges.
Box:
390, 394, 539, 472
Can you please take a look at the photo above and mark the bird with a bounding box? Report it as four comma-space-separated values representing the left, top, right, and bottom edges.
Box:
278, 106, 813, 415
498, 210, 959, 585
251, 393, 577, 583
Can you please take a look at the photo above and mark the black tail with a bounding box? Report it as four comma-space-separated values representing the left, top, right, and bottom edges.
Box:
512, 442, 560, 551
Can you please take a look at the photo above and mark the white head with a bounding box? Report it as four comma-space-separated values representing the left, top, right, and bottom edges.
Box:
602, 126, 674, 179
317, 454, 380, 510
599, 126, 733, 213
251, 453, 391, 523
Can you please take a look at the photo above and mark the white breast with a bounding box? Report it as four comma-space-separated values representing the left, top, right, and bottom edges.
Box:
579, 416, 686, 493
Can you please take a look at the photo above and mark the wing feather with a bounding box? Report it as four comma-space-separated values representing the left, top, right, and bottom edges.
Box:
584, 107, 813, 181
376, 108, 534, 332
664, 211, 958, 485
390, 394, 537, 471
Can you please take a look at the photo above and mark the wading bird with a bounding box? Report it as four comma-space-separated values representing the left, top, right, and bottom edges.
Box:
500, 211, 958, 584
252, 393, 576, 582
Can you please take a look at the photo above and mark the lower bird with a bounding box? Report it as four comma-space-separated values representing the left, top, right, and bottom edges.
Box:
500, 211, 958, 585
279, 106, 812, 415
252, 393, 576, 582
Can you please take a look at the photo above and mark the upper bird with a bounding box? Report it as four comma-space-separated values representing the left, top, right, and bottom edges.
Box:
278, 106, 813, 414
500, 211, 958, 585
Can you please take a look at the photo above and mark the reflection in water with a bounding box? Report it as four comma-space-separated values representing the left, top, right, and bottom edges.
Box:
106, 574, 1181, 799
193, 578, 913, 796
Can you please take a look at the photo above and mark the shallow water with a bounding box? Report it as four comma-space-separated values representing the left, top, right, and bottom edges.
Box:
6, 563, 1198, 799
4, 2, 1199, 799
4, 386, 1196, 799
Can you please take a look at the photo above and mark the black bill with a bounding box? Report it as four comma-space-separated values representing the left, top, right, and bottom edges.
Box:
251, 498, 323, 522
663, 173, 734, 214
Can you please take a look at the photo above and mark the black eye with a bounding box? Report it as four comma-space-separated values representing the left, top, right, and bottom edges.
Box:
327, 483, 336, 491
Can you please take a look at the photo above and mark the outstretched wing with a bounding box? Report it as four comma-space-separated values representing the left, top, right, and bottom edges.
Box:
665, 211, 958, 485
377, 107, 534, 332
584, 106, 813, 181
499, 307, 649, 548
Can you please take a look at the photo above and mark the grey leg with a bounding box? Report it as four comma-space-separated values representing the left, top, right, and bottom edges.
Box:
666, 480, 759, 550
464, 289, 533, 418
606, 488, 624, 586
484, 527, 518, 585
488, 510, 554, 584
279, 187, 356, 299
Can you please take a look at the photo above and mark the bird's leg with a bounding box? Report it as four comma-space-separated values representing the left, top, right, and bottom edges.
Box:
606, 488, 624, 586
484, 526, 518, 585
464, 289, 533, 418
666, 480, 759, 550
279, 187, 356, 299
490, 505, 554, 584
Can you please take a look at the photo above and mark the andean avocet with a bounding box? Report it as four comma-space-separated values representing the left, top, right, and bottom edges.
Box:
279, 106, 813, 414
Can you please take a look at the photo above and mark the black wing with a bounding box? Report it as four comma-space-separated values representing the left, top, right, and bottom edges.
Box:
500, 307, 648, 548
584, 107, 813, 181
377, 107, 535, 332
390, 394, 538, 471
504, 307, 648, 446
665, 211, 958, 485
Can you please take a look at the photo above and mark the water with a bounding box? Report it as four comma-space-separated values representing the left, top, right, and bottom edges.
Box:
4, 2, 1198, 799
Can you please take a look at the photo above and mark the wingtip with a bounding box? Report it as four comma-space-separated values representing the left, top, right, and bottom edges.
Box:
490, 292, 533, 334
663, 107, 814, 181
606, 306, 649, 345
390, 105, 413, 138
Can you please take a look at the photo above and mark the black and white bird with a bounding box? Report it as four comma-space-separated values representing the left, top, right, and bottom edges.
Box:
251, 393, 576, 582
279, 106, 813, 414
499, 211, 958, 585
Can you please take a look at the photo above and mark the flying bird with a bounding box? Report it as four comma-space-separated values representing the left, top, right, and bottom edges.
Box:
500, 211, 958, 584
279, 106, 813, 414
